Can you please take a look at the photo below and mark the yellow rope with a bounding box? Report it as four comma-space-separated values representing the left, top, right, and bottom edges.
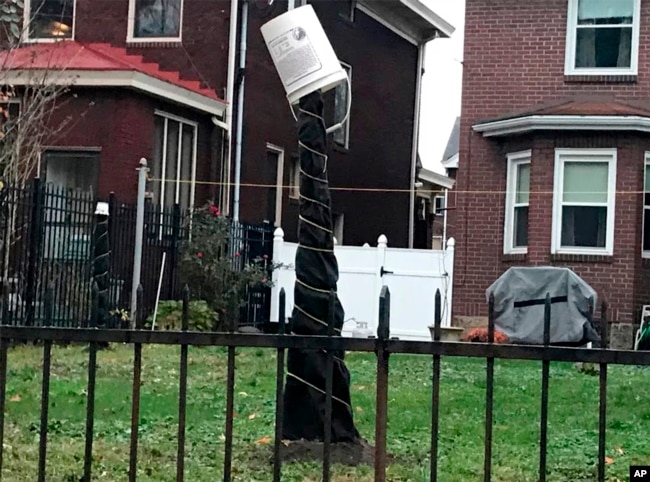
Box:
294, 305, 342, 334
299, 168, 327, 184
296, 277, 335, 295
297, 244, 334, 254
300, 193, 330, 209
299, 215, 332, 234
286, 372, 352, 410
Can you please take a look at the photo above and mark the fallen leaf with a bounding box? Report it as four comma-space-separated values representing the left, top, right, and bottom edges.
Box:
281, 440, 291, 447
355, 406, 363, 413
255, 436, 272, 445
615, 446, 624, 455
355, 385, 366, 391
248, 413, 257, 420
605, 457, 615, 465
9, 394, 20, 402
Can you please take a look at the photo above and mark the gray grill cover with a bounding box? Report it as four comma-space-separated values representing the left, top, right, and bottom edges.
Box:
485, 267, 599, 345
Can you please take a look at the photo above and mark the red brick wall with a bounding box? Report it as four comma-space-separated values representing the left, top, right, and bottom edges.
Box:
45, 89, 215, 205
454, 0, 650, 323
75, 0, 230, 94
241, 1, 418, 246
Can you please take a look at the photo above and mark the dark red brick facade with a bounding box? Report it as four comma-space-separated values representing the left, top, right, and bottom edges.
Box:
31, 0, 421, 247
453, 0, 650, 330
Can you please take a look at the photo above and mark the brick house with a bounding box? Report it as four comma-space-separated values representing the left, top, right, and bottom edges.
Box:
451, 0, 650, 346
0, 0, 454, 248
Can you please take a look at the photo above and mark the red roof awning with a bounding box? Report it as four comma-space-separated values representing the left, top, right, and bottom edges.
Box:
0, 41, 227, 117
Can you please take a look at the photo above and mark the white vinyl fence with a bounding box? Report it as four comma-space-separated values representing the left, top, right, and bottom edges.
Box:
270, 228, 455, 341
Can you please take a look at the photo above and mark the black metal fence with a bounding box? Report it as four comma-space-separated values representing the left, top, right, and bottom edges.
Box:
1, 286, 649, 482
0, 179, 274, 328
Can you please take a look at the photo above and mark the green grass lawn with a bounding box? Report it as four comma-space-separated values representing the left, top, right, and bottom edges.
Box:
2, 343, 649, 481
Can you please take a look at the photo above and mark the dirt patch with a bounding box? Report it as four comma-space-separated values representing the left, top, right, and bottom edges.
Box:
279, 438, 379, 466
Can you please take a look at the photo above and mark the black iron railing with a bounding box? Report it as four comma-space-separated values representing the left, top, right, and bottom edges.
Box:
0, 180, 274, 328
0, 285, 648, 481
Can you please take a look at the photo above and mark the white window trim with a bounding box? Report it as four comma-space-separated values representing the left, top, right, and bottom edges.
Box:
267, 143, 284, 228
154, 110, 198, 214
433, 194, 445, 216
641, 152, 650, 258
551, 148, 617, 256
334, 61, 352, 149
23, 0, 77, 43
127, 0, 184, 44
504, 150, 531, 255
564, 0, 641, 76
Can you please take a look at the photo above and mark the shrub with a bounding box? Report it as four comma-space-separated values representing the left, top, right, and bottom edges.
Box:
461, 327, 510, 344
177, 204, 277, 330
145, 299, 215, 331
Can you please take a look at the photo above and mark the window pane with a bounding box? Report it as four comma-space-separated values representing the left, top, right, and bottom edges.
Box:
164, 120, 180, 207
152, 116, 165, 206
179, 124, 193, 211
645, 164, 650, 192
578, 0, 634, 25
515, 164, 530, 204
513, 206, 528, 248
333, 66, 350, 147
561, 206, 607, 247
644, 208, 650, 251
29, 0, 74, 39
563, 162, 608, 203
575, 27, 632, 68
134, 0, 182, 38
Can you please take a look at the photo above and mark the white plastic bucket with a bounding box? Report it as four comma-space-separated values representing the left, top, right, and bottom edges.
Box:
260, 4, 347, 105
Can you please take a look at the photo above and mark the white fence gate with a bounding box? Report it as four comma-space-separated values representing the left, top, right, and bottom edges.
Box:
270, 229, 455, 341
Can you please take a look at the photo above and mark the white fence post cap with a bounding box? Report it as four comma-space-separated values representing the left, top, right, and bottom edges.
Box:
377, 234, 388, 246
447, 237, 456, 248
273, 227, 285, 240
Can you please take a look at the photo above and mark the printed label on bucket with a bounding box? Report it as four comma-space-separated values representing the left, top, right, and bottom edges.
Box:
268, 27, 322, 87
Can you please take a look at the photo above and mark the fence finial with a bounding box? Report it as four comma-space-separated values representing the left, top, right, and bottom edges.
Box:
447, 237, 456, 249
377, 234, 388, 247
273, 227, 285, 241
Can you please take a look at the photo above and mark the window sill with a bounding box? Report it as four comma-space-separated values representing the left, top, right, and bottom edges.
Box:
126, 39, 183, 48
21, 37, 75, 44
550, 253, 613, 263
288, 196, 300, 206
502, 253, 527, 262
564, 74, 637, 84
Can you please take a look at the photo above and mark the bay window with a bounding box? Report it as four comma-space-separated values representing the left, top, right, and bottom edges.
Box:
641, 157, 650, 258
504, 151, 530, 254
552, 149, 616, 255
151, 112, 197, 214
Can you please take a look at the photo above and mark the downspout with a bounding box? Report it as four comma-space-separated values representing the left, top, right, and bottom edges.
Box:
442, 188, 448, 250
232, 0, 248, 223
224, 0, 239, 215
408, 42, 426, 248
